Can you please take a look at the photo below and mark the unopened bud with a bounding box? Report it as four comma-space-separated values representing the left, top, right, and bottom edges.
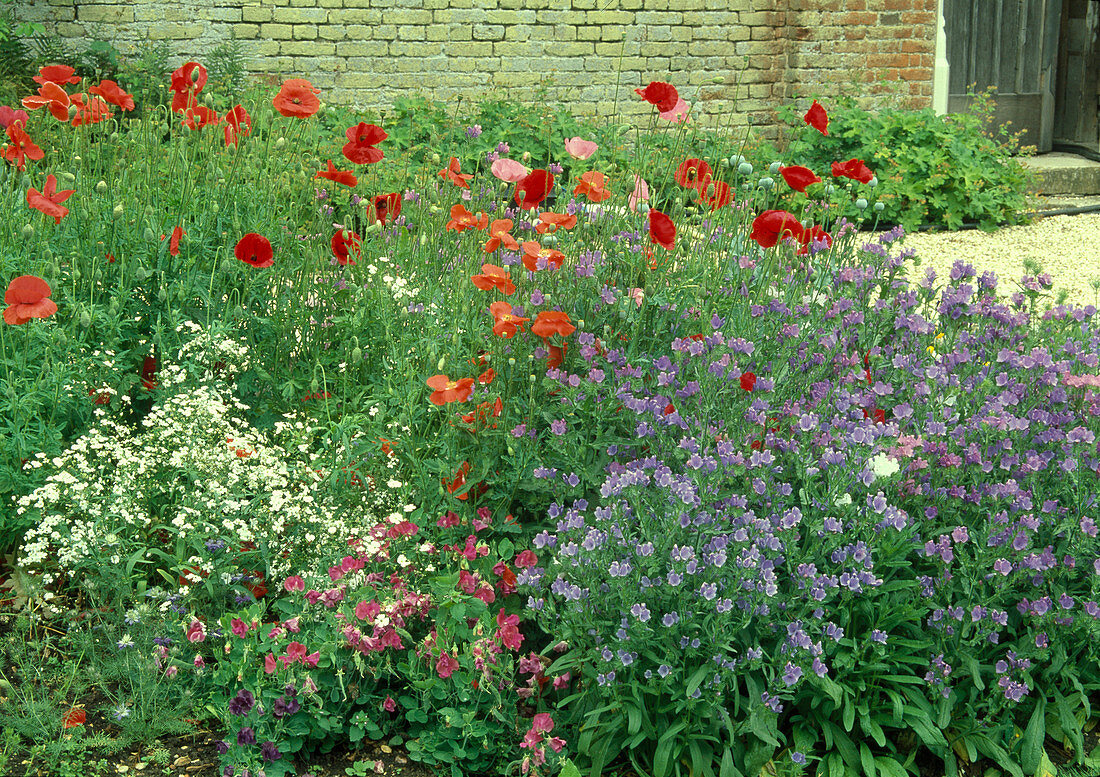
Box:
113, 204, 124, 219
437, 356, 446, 371
21, 224, 34, 239
59, 171, 76, 184
79, 311, 92, 328
275, 137, 286, 149
96, 180, 108, 195
351, 347, 363, 362
143, 227, 156, 242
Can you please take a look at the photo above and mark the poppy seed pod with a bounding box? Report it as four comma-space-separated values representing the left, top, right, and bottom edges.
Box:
768, 161, 781, 174
855, 198, 869, 210
737, 162, 753, 176
759, 177, 774, 190
874, 202, 885, 212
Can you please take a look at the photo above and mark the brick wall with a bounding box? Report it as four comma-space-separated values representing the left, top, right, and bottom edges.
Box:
15, 0, 937, 141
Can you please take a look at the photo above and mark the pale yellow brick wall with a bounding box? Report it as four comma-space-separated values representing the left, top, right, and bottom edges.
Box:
14, 0, 937, 139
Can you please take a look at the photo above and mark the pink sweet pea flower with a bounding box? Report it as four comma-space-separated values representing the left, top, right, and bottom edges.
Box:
193, 654, 206, 669
284, 575, 305, 592
285, 641, 308, 663
552, 672, 571, 689
305, 651, 320, 667
230, 618, 249, 638
265, 653, 278, 674
283, 616, 301, 633
436, 651, 459, 679
628, 174, 649, 213
658, 96, 692, 124
514, 550, 538, 568
547, 736, 566, 753
185, 619, 206, 643
383, 695, 397, 712
563, 137, 597, 160
629, 287, 645, 307
532, 713, 554, 733
491, 157, 528, 182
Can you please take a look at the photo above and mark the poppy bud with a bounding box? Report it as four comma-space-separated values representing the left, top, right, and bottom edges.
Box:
110, 132, 118, 141
56, 330, 67, 346
275, 137, 286, 149
437, 356, 446, 371
59, 171, 76, 184
221, 258, 234, 273
431, 153, 440, 164
79, 311, 92, 328
737, 162, 753, 176
419, 234, 428, 246
109, 298, 119, 313
48, 262, 59, 276
68, 104, 79, 120
719, 158, 730, 168
158, 288, 167, 302
351, 347, 363, 362
365, 222, 382, 235
143, 227, 156, 242
96, 180, 108, 195
310, 378, 320, 392
21, 224, 34, 239
113, 204, 124, 219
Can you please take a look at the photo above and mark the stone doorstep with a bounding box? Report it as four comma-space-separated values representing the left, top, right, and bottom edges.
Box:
1019, 152, 1100, 196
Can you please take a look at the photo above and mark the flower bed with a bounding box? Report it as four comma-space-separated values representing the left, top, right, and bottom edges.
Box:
1, 63, 1099, 777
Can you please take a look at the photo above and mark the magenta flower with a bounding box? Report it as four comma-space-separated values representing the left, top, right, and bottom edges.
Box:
436, 651, 459, 679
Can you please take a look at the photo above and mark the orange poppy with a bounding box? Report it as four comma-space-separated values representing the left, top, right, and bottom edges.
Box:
315, 159, 357, 187
478, 367, 496, 385
489, 301, 528, 338
88, 79, 135, 112
546, 343, 567, 370
471, 264, 515, 295
520, 241, 564, 272
530, 310, 575, 339
572, 170, 612, 203
461, 396, 503, 428
426, 374, 475, 405
273, 78, 320, 118
343, 122, 386, 164
535, 212, 576, 234
26, 174, 75, 224
168, 226, 184, 256
443, 461, 472, 499
33, 65, 80, 86
4, 275, 57, 326
2, 122, 44, 171
21, 82, 71, 122
483, 219, 519, 253
439, 156, 473, 188
445, 203, 488, 232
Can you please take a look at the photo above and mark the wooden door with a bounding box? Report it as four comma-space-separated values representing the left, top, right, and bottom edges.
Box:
945, 0, 1064, 152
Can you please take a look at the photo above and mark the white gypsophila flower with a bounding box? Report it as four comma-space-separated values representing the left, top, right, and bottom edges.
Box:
868, 454, 900, 480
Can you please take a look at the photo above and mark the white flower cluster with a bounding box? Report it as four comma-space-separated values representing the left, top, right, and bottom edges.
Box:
380, 273, 420, 302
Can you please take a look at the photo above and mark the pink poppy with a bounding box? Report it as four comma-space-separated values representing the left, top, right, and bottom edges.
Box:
491, 157, 528, 183
563, 137, 597, 160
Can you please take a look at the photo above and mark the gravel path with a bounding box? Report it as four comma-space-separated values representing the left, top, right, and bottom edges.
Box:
882, 212, 1100, 310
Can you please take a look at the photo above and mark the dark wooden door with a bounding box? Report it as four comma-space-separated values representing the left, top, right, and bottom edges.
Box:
945, 0, 1063, 152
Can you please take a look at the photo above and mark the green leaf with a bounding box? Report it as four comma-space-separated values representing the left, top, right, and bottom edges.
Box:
1021, 698, 1047, 776
843, 698, 856, 732
559, 758, 581, 777
873, 757, 909, 777
653, 721, 689, 777
1053, 689, 1084, 760
686, 665, 709, 698
828, 753, 846, 777
859, 743, 876, 777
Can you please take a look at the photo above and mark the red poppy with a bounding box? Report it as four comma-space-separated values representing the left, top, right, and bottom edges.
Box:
142, 355, 158, 390
535, 212, 576, 234
168, 226, 184, 256
234, 233, 274, 268
740, 371, 757, 392
648, 209, 675, 251
2, 122, 44, 171
315, 159, 357, 187
223, 104, 252, 146
695, 177, 732, 210
26, 174, 75, 224
62, 708, 86, 729
530, 311, 575, 339
343, 122, 386, 164
831, 158, 874, 184
514, 169, 554, 210
427, 374, 475, 405
439, 156, 473, 189
483, 219, 519, 253
272, 78, 320, 118
22, 82, 71, 122
796, 225, 832, 256
170, 62, 207, 113
446, 203, 488, 232
804, 100, 829, 136
371, 193, 402, 224
68, 93, 113, 127
521, 241, 565, 272
472, 264, 515, 295
4, 275, 57, 325
572, 170, 612, 202
489, 301, 528, 338
749, 210, 804, 248
478, 367, 496, 385
33, 65, 80, 86
181, 103, 218, 131
862, 407, 887, 424
779, 165, 821, 193
331, 229, 361, 265
674, 158, 712, 189
461, 396, 503, 427
443, 461, 472, 499
634, 81, 679, 112
88, 79, 135, 112
546, 343, 567, 370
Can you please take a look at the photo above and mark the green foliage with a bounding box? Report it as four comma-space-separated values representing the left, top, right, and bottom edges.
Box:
206, 40, 248, 104
76, 40, 123, 82
773, 90, 1039, 231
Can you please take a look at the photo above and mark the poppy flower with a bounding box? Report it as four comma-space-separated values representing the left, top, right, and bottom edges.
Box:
4, 275, 57, 325
572, 170, 612, 203
142, 355, 159, 390
371, 192, 402, 224
796, 225, 832, 256
521, 241, 564, 272
315, 159, 357, 187
167, 226, 184, 256
804, 100, 829, 135
564, 137, 597, 160
478, 368, 496, 385
634, 81, 679, 113
235, 232, 274, 268
439, 156, 473, 189
69, 93, 113, 127
831, 158, 874, 184
170, 62, 207, 113
0, 106, 29, 129
272, 78, 320, 118
461, 396, 503, 428
749, 210, 804, 248
88, 79, 135, 112
659, 96, 692, 124
779, 165, 821, 193
26, 174, 75, 224
33, 65, 80, 86
472, 264, 515, 294
530, 310, 575, 339
514, 169, 554, 210
740, 371, 757, 392
62, 708, 86, 728
331, 230, 361, 265
546, 343, 567, 370
3, 122, 44, 171
674, 158, 711, 189
648, 209, 675, 251
695, 177, 732, 211
629, 174, 650, 212
426, 374, 475, 405
535, 212, 576, 234
489, 301, 528, 338
21, 82, 71, 122
490, 157, 528, 182
483, 220, 519, 253
343, 122, 386, 164
445, 203, 488, 232
223, 104, 252, 146
181, 104, 218, 131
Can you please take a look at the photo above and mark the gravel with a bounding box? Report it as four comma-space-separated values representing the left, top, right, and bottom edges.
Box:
881, 211, 1100, 310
